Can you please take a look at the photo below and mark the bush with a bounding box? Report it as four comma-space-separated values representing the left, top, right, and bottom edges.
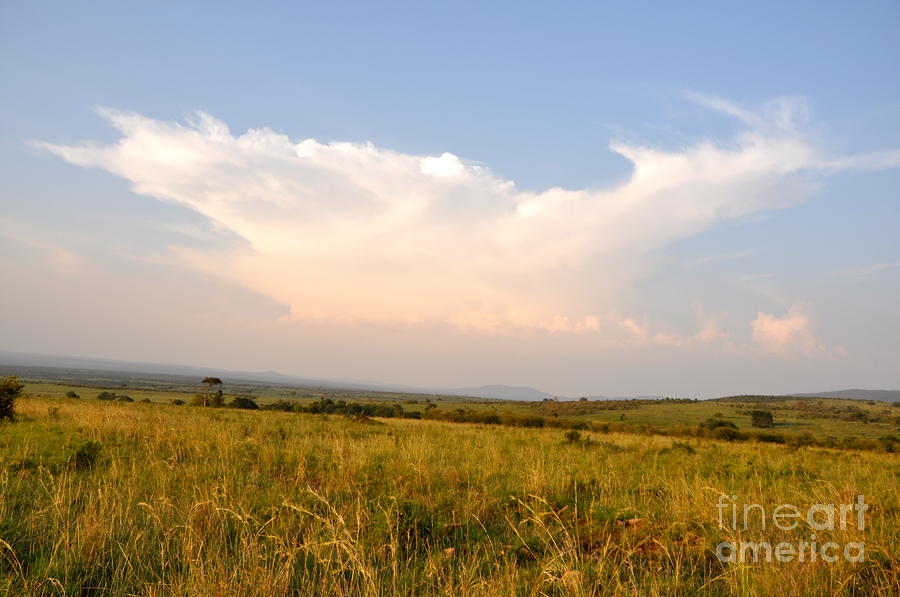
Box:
843, 437, 880, 451
700, 418, 737, 431
878, 435, 900, 453
512, 415, 545, 428
171, 399, 185, 406
756, 432, 786, 444
68, 440, 102, 470
788, 432, 815, 448
115, 395, 134, 402
713, 427, 743, 441
264, 400, 299, 412
750, 410, 775, 428
229, 396, 259, 410
564, 430, 582, 443
97, 391, 117, 401
65, 391, 80, 399
0, 376, 25, 421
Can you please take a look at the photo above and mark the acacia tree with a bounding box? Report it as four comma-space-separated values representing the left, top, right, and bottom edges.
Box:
201, 377, 223, 407
0, 375, 25, 420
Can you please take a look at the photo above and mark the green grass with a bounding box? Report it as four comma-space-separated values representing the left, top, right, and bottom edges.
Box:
1, 389, 898, 595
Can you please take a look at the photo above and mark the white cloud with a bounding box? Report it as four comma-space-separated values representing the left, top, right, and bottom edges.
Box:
35, 96, 898, 337
751, 305, 826, 355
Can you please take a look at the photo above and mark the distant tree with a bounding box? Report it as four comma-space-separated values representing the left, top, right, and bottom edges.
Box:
201, 377, 223, 407
750, 410, 775, 428
0, 376, 25, 420
66, 391, 80, 399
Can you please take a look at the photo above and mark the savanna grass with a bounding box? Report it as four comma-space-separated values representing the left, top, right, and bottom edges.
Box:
1, 396, 897, 596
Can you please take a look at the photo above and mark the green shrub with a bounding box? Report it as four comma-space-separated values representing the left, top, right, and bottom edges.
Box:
700, 418, 737, 431
171, 399, 185, 406
878, 435, 899, 453
750, 410, 775, 428
65, 391, 80, 399
229, 396, 259, 410
564, 430, 582, 443
713, 427, 743, 441
0, 375, 25, 421
68, 440, 102, 471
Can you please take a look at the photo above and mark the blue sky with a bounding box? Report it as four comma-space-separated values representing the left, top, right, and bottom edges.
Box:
2, 1, 899, 396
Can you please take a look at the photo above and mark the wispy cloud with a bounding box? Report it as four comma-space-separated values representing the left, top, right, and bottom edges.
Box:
835, 261, 900, 276
34, 95, 898, 338
682, 92, 763, 127
684, 249, 754, 268
682, 92, 812, 133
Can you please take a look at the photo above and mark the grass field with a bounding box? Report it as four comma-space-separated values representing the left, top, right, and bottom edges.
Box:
1, 384, 898, 595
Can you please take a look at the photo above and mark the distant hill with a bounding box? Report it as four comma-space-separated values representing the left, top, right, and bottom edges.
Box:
789, 389, 900, 402
585, 395, 667, 401
443, 385, 555, 400
0, 350, 564, 400
6, 350, 894, 403
0, 350, 422, 394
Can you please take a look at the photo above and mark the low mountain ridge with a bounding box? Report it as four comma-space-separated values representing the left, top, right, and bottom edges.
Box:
789, 389, 900, 402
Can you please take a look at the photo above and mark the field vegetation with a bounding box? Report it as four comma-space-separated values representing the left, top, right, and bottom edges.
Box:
1, 380, 898, 595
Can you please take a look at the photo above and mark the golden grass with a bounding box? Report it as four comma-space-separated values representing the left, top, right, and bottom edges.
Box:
1, 396, 897, 595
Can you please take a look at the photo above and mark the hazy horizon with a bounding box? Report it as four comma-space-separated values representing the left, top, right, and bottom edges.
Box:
2, 2, 899, 398
4, 348, 899, 402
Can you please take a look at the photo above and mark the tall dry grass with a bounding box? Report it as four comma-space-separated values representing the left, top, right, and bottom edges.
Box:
0, 396, 897, 595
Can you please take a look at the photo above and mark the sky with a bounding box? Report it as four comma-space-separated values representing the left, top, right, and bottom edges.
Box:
1, 1, 899, 397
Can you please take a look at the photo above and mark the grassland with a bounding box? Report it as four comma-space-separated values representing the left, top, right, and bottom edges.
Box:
1, 383, 898, 595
